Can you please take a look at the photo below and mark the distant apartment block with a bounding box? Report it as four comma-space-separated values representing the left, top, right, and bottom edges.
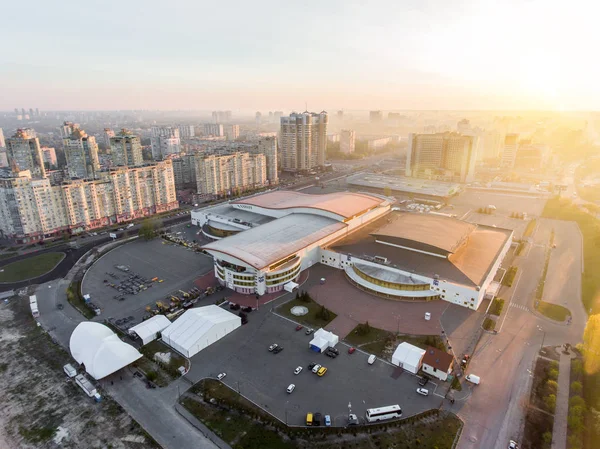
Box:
406, 132, 477, 183
367, 137, 392, 151
0, 128, 5, 148
225, 124, 240, 141
0, 152, 8, 168
0, 161, 178, 242
195, 152, 267, 196
111, 129, 143, 167
150, 126, 181, 159
501, 134, 519, 169
340, 129, 356, 154
204, 123, 224, 137
327, 134, 340, 143
337, 110, 344, 119
256, 137, 278, 184
370, 111, 383, 122
178, 125, 195, 139
212, 111, 232, 123
172, 154, 198, 189
280, 111, 328, 171
41, 147, 57, 168
63, 127, 100, 179
59, 122, 79, 138
5, 129, 46, 178
102, 128, 115, 149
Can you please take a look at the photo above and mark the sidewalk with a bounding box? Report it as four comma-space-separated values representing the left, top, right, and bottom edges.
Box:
552, 351, 574, 449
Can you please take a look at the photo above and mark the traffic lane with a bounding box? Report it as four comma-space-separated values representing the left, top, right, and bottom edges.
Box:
35, 279, 81, 347
187, 311, 439, 427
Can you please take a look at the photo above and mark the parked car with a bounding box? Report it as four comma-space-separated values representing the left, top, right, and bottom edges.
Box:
242, 306, 252, 313
312, 364, 322, 374
508, 440, 519, 449
305, 328, 314, 335
325, 351, 337, 358
313, 413, 322, 426
416, 388, 429, 396
273, 346, 283, 354
418, 376, 429, 387
269, 344, 278, 352
347, 413, 359, 426
367, 354, 376, 365
57, 303, 64, 310
326, 346, 339, 355
348, 347, 356, 354
294, 366, 303, 375
317, 367, 328, 377
324, 415, 332, 426
308, 362, 317, 370
286, 384, 295, 394
217, 373, 226, 380
295, 324, 304, 331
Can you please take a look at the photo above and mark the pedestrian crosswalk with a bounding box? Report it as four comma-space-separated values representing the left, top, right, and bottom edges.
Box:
509, 302, 531, 312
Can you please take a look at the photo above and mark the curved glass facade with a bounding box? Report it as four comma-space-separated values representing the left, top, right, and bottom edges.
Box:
353, 265, 431, 291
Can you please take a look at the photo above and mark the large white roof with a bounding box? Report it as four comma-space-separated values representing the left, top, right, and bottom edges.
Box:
128, 315, 171, 341
161, 305, 240, 353
392, 342, 426, 367
69, 322, 142, 380
202, 213, 346, 269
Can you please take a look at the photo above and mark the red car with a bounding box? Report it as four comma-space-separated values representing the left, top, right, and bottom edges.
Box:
348, 347, 356, 354
295, 324, 304, 331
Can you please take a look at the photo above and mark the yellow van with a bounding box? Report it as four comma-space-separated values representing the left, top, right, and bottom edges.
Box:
306, 413, 313, 426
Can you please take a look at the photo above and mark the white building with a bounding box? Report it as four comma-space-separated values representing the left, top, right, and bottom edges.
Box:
41, 147, 57, 168
421, 346, 454, 381
280, 111, 328, 171
128, 315, 171, 345
340, 129, 355, 154
161, 305, 241, 358
195, 152, 267, 196
391, 342, 426, 374
63, 127, 100, 179
111, 129, 143, 167
309, 328, 339, 353
204, 124, 224, 137
225, 125, 240, 141
178, 125, 195, 139
5, 129, 45, 178
151, 127, 181, 160
256, 137, 278, 184
102, 128, 115, 149
0, 128, 5, 148
501, 134, 519, 169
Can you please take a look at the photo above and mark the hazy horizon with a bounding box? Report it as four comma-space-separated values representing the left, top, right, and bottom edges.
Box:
2, 0, 598, 111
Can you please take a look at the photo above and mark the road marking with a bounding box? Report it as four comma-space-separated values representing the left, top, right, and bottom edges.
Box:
498, 270, 523, 333
509, 303, 531, 312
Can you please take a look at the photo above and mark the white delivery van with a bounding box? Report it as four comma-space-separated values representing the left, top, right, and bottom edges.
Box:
63, 363, 77, 378
466, 374, 481, 385
368, 354, 376, 365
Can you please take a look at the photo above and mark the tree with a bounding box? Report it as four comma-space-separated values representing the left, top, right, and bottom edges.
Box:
569, 395, 586, 409
542, 431, 553, 445
383, 186, 392, 197
571, 381, 583, 395
572, 359, 583, 376
567, 414, 584, 433
544, 394, 556, 412
139, 219, 158, 240
548, 368, 559, 381
567, 434, 583, 449
546, 380, 558, 394
583, 314, 600, 375
591, 407, 600, 434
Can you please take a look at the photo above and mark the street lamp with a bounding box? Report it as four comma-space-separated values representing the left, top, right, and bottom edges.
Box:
537, 326, 546, 352
348, 402, 352, 419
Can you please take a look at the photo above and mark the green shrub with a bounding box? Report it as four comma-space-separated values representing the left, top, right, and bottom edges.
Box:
544, 394, 556, 412
570, 381, 583, 395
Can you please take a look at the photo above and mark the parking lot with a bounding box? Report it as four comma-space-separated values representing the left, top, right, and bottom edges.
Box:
81, 236, 214, 324
185, 306, 442, 427
448, 190, 548, 219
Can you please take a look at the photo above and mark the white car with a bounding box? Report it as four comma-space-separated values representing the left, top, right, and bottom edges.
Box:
217, 373, 226, 380
294, 366, 303, 375
416, 388, 429, 396
286, 384, 295, 394
268, 343, 278, 352
508, 440, 519, 449
312, 364, 322, 374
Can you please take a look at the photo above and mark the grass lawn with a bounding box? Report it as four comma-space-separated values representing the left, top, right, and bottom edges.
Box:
276, 297, 337, 328
141, 339, 189, 377
66, 281, 95, 319
535, 301, 571, 322
345, 325, 445, 358
185, 379, 463, 449
502, 266, 518, 287
489, 298, 505, 316
0, 252, 64, 282
523, 219, 537, 238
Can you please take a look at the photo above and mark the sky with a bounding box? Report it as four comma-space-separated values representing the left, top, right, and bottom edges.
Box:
1, 0, 598, 111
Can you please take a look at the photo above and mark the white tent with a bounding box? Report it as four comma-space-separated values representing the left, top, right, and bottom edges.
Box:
309, 328, 339, 353
391, 342, 426, 374
128, 315, 171, 345
161, 305, 241, 358
69, 322, 142, 380
284, 281, 299, 293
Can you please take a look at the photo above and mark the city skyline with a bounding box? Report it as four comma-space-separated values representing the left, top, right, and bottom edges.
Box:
1, 0, 598, 111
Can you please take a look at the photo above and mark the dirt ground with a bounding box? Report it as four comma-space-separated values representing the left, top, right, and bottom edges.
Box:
0, 291, 159, 449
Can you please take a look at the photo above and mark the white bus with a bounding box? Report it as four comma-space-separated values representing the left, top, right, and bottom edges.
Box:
29, 295, 39, 318
365, 404, 402, 422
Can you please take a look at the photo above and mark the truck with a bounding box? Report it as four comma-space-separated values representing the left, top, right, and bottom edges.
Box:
75, 374, 102, 401
29, 295, 39, 318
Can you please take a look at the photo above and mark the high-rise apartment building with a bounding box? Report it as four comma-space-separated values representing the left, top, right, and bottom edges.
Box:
5, 129, 46, 178
255, 112, 262, 127
172, 154, 198, 189
406, 132, 477, 183
63, 127, 100, 179
195, 152, 267, 196
501, 134, 519, 169
178, 125, 195, 139
0, 161, 178, 242
59, 122, 79, 138
225, 125, 240, 141
0, 152, 8, 168
0, 128, 5, 148
256, 137, 278, 184
102, 128, 115, 149
337, 110, 344, 119
41, 147, 57, 168
204, 124, 224, 137
212, 111, 232, 123
279, 111, 328, 171
150, 127, 181, 159
340, 129, 356, 154
370, 111, 383, 122
111, 129, 143, 167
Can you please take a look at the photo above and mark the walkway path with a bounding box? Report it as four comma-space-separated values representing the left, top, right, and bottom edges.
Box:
552, 351, 574, 449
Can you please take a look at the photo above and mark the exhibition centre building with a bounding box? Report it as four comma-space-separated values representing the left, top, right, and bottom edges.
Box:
192, 191, 512, 310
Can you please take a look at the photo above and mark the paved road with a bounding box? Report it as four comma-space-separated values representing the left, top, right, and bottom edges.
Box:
552, 352, 575, 449
456, 217, 586, 449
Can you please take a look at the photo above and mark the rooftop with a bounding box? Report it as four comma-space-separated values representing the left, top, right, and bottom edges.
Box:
347, 173, 461, 198
202, 213, 346, 270
422, 346, 454, 371
233, 190, 386, 220
330, 211, 512, 287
